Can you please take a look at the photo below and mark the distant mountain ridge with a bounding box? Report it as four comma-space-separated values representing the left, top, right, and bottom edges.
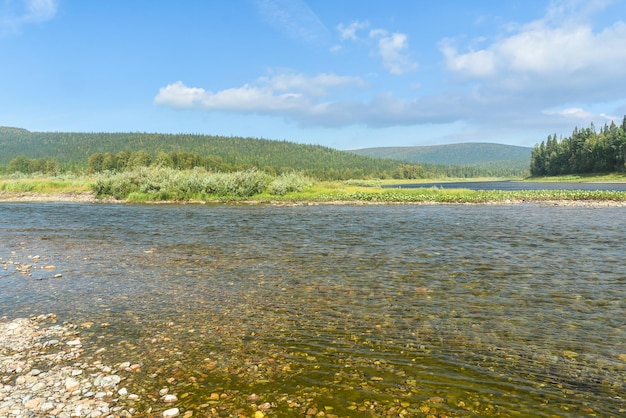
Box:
350, 143, 531, 172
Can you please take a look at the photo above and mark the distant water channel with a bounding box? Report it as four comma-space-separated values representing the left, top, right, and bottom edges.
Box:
386, 180, 626, 191
1, 203, 625, 416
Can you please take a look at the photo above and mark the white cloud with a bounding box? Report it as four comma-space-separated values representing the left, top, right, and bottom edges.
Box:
441, 0, 626, 97
258, 72, 367, 96
371, 30, 418, 75
155, 72, 369, 120
544, 107, 595, 120
337, 20, 369, 40
1, 0, 57, 34
543, 107, 621, 125
254, 0, 330, 45
329, 44, 342, 53
336, 21, 417, 75
440, 41, 496, 78
23, 0, 57, 22
157, 1, 626, 136
155, 81, 309, 112
155, 73, 466, 128
433, 0, 626, 139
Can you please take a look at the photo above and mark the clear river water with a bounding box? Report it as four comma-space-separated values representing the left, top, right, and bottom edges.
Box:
1, 202, 625, 417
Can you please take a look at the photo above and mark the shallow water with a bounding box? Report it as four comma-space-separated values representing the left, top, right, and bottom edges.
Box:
1, 203, 625, 416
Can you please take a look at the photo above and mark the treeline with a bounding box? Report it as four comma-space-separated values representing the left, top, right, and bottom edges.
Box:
531, 117, 626, 176
84, 150, 425, 180
87, 150, 236, 173
5, 155, 59, 175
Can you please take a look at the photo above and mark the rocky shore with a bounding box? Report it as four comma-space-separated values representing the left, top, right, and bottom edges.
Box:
0, 315, 156, 418
0, 192, 99, 203
1, 190, 626, 207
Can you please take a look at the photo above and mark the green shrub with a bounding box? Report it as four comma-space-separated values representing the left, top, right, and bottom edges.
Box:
91, 167, 273, 199
268, 172, 313, 195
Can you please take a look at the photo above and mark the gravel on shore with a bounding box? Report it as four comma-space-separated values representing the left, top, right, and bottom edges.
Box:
1, 190, 626, 207
0, 192, 99, 203
0, 315, 143, 418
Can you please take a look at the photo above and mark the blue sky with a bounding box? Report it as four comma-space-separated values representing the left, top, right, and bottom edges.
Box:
2, 0, 626, 150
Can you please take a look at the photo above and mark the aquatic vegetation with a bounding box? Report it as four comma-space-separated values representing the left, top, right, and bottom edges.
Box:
295, 187, 626, 204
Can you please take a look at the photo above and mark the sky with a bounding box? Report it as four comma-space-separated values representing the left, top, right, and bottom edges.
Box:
2, 0, 626, 150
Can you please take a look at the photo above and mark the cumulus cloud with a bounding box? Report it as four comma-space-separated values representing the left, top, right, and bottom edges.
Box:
155, 72, 467, 128
155, 81, 310, 112
1, 0, 57, 34
434, 0, 626, 137
155, 72, 375, 123
370, 30, 418, 75
440, 0, 626, 99
336, 21, 417, 75
337, 20, 369, 40
158, 0, 626, 135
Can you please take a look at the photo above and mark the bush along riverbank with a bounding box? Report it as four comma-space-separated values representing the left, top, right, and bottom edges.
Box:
91, 167, 313, 201
88, 168, 626, 204
2, 169, 626, 204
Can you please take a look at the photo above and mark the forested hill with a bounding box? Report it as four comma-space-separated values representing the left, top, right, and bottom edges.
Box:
0, 127, 430, 180
0, 127, 530, 179
351, 142, 530, 167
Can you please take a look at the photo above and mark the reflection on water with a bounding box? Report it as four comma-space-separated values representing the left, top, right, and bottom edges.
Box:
1, 203, 625, 416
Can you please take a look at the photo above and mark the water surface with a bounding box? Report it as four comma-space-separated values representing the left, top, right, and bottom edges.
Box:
1, 203, 625, 417
387, 180, 626, 191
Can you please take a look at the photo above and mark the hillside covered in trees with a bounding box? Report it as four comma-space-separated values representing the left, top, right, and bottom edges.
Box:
530, 117, 626, 176
1, 127, 526, 180
350, 143, 531, 177
0, 127, 406, 179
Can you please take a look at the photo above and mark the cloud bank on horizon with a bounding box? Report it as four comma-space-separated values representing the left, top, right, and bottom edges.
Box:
2, 0, 626, 148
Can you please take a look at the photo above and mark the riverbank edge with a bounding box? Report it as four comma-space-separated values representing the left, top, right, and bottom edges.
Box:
2, 190, 626, 207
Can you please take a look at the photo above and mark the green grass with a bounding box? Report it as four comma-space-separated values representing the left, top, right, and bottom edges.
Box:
2, 171, 626, 203
526, 173, 626, 182
246, 181, 626, 204
0, 176, 92, 193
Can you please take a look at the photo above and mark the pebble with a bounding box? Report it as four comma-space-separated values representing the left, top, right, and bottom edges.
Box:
163, 394, 178, 403
163, 407, 180, 417
0, 315, 135, 417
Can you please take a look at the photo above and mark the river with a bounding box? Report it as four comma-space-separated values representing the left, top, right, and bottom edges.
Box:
385, 180, 626, 191
1, 202, 625, 417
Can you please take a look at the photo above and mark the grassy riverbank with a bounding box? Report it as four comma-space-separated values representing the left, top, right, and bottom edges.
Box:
0, 175, 91, 193
2, 171, 626, 204
526, 173, 626, 182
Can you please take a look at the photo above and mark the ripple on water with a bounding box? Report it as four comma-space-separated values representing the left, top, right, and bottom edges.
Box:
1, 203, 625, 416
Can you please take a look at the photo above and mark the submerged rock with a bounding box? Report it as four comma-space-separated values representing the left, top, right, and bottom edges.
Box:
0, 316, 135, 417
163, 407, 180, 417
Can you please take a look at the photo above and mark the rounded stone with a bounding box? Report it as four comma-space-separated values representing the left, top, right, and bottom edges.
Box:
163, 394, 178, 403
163, 407, 180, 418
